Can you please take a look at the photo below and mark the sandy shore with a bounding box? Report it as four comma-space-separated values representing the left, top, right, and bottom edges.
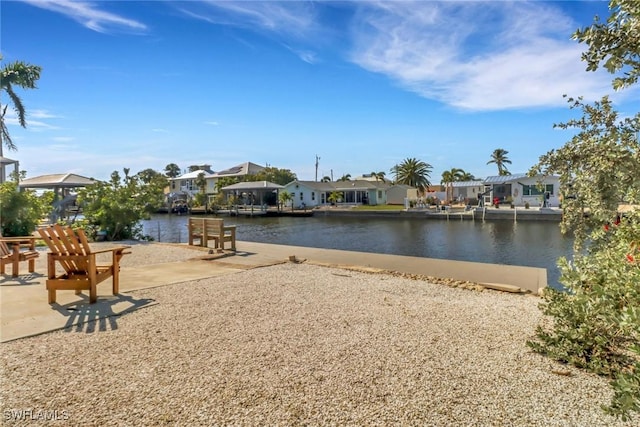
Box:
0, 243, 636, 426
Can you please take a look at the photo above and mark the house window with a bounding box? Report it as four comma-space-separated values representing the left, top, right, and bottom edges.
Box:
522, 184, 554, 196
378, 190, 382, 198
300, 192, 304, 200
311, 192, 315, 201
291, 192, 295, 199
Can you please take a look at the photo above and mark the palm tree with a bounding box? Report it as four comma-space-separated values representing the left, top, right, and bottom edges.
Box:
327, 190, 343, 205
195, 172, 208, 212
393, 158, 432, 193
337, 174, 351, 182
164, 163, 181, 178
371, 171, 386, 182
441, 168, 463, 202
0, 56, 42, 156
278, 191, 292, 212
321, 176, 332, 183
487, 149, 512, 176
458, 170, 476, 181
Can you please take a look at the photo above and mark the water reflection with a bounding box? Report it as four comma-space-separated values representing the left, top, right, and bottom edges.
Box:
142, 214, 573, 288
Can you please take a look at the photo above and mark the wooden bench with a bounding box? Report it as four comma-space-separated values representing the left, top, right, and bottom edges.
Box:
188, 218, 236, 251
0, 233, 40, 277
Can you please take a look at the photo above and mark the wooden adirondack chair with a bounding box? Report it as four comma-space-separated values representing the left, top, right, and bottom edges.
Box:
37, 225, 130, 304
0, 233, 40, 277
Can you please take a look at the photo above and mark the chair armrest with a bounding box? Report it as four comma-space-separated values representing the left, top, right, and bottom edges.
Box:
91, 246, 131, 255
0, 237, 38, 250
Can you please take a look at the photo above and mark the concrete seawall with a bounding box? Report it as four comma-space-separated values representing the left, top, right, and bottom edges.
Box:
315, 207, 562, 221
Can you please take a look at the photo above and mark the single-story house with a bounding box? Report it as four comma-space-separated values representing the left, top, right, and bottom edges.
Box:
483, 174, 560, 207
282, 180, 391, 208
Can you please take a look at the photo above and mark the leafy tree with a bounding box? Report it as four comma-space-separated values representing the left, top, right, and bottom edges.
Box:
78, 169, 165, 241
251, 166, 297, 186
215, 176, 239, 193
487, 148, 512, 176
337, 174, 351, 182
574, 0, 640, 90
528, 1, 640, 419
327, 190, 343, 205
278, 191, 292, 212
321, 176, 331, 182
136, 168, 166, 185
393, 158, 432, 192
164, 163, 181, 178
0, 55, 42, 155
0, 180, 49, 236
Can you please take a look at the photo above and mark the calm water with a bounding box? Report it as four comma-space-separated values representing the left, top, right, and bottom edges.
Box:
142, 214, 574, 289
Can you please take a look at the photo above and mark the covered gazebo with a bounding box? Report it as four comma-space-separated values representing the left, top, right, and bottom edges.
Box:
221, 181, 284, 207
19, 173, 98, 223
0, 156, 20, 184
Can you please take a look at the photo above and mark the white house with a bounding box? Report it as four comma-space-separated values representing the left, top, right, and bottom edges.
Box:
169, 169, 214, 197
483, 174, 561, 207
282, 180, 391, 208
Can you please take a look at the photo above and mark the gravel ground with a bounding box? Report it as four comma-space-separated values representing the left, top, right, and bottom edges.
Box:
1, 243, 636, 426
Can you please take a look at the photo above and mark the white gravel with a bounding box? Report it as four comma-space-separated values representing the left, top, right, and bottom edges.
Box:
1, 243, 636, 426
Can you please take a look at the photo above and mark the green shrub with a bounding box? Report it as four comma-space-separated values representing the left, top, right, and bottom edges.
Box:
77, 169, 165, 241
0, 180, 49, 236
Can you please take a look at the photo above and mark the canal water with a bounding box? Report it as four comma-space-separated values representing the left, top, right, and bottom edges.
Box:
142, 214, 574, 289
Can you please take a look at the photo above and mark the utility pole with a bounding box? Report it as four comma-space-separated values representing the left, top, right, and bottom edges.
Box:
315, 154, 320, 182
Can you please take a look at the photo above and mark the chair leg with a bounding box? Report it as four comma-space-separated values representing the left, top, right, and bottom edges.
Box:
89, 283, 97, 304
112, 269, 119, 295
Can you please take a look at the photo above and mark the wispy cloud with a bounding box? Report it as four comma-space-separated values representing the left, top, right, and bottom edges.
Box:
52, 136, 75, 142
284, 45, 319, 64
30, 109, 62, 119
21, 0, 147, 34
204, 121, 219, 126
3, 109, 59, 130
178, 0, 318, 38
349, 1, 611, 111
177, 0, 322, 64
152, 128, 169, 133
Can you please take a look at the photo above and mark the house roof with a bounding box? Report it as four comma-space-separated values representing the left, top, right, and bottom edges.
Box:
286, 180, 392, 191
174, 169, 213, 180
221, 181, 284, 191
452, 180, 485, 188
388, 184, 414, 189
19, 173, 98, 189
212, 162, 265, 178
0, 156, 19, 165
483, 173, 529, 184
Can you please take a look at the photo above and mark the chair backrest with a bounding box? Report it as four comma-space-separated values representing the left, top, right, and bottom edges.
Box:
38, 225, 93, 274
0, 232, 10, 257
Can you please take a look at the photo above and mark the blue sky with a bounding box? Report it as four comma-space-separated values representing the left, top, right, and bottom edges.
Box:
2, 0, 638, 182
